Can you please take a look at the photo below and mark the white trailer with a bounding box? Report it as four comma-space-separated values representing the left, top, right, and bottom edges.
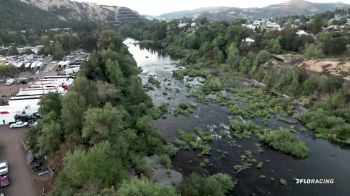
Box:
0, 106, 17, 125
63, 67, 80, 75
8, 99, 40, 109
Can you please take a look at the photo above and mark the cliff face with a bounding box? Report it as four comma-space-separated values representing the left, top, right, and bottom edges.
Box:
24, 0, 145, 24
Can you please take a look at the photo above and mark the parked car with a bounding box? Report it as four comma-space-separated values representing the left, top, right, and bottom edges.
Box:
9, 121, 28, 128
0, 176, 9, 188
0, 162, 8, 176
5, 79, 15, 86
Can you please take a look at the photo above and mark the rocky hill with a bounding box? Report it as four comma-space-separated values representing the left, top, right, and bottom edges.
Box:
24, 0, 145, 24
0, 0, 145, 30
159, 0, 350, 21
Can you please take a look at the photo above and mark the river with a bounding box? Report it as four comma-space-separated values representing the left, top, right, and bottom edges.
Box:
124, 38, 350, 196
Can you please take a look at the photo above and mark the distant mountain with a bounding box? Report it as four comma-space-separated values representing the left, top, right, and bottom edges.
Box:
159, 0, 350, 21
0, 0, 145, 30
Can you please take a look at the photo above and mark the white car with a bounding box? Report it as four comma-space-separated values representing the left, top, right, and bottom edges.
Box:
9, 121, 28, 128
0, 162, 8, 176
5, 79, 15, 86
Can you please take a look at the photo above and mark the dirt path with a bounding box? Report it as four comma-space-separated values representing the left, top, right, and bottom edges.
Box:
0, 126, 38, 196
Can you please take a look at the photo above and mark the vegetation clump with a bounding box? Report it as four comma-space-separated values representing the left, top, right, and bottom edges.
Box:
258, 129, 310, 159
148, 75, 161, 88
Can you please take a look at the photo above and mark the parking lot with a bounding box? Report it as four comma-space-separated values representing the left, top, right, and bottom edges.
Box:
0, 126, 47, 196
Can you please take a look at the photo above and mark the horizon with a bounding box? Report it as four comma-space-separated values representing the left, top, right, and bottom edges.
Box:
72, 0, 350, 15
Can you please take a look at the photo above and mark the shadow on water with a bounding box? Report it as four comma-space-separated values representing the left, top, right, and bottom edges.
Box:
124, 38, 350, 196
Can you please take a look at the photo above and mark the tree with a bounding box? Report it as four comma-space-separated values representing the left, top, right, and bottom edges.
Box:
7, 46, 19, 55
256, 50, 271, 65
106, 59, 124, 87
82, 104, 126, 144
70, 76, 99, 107
319, 75, 344, 93
117, 178, 177, 196
263, 39, 282, 54
304, 44, 323, 59
38, 92, 62, 117
64, 142, 127, 187
0, 63, 20, 79
327, 37, 347, 55
98, 29, 121, 51
36, 122, 62, 156
53, 42, 64, 60
311, 15, 323, 34
128, 76, 150, 105
61, 91, 86, 139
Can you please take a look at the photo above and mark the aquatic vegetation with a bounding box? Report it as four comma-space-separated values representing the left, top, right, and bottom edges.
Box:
258, 129, 309, 159
148, 75, 161, 88
277, 116, 298, 124
256, 162, 263, 169
176, 129, 213, 156
229, 120, 260, 140
148, 103, 168, 119
174, 102, 192, 116
280, 178, 287, 186
298, 108, 350, 146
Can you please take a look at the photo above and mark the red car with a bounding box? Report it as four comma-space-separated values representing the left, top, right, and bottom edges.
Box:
0, 176, 9, 187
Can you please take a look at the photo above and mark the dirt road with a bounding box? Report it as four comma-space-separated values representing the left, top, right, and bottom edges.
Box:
0, 126, 37, 196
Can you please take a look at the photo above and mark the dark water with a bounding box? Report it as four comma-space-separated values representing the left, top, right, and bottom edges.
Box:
124, 38, 350, 196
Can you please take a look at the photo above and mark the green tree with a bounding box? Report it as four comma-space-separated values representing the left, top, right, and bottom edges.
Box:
98, 29, 121, 51
36, 122, 62, 156
106, 59, 125, 87
117, 178, 177, 196
256, 50, 271, 65
7, 46, 19, 55
38, 92, 62, 117
83, 104, 126, 144
61, 91, 86, 139
70, 76, 99, 107
64, 141, 127, 187
311, 15, 323, 34
0, 63, 20, 79
263, 39, 282, 54
53, 42, 64, 60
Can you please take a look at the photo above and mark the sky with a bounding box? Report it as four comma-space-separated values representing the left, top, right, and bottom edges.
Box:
72, 0, 350, 15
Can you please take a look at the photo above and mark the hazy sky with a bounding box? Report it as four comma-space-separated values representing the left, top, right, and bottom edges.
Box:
73, 0, 350, 15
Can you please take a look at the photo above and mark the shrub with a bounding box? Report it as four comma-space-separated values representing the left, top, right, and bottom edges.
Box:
258, 129, 309, 158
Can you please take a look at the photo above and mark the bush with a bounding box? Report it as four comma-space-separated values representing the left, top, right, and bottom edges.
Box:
304, 43, 323, 59
258, 129, 309, 158
177, 173, 235, 196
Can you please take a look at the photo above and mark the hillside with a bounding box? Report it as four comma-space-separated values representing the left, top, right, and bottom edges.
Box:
0, 0, 66, 30
24, 0, 145, 24
159, 0, 350, 20
0, 0, 145, 30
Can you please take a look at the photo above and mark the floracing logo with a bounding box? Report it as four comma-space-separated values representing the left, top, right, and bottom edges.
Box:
295, 179, 334, 184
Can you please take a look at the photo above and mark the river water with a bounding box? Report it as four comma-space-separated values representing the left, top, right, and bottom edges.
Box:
124, 38, 350, 196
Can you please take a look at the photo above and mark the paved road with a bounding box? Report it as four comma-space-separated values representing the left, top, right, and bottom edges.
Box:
0, 126, 37, 196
